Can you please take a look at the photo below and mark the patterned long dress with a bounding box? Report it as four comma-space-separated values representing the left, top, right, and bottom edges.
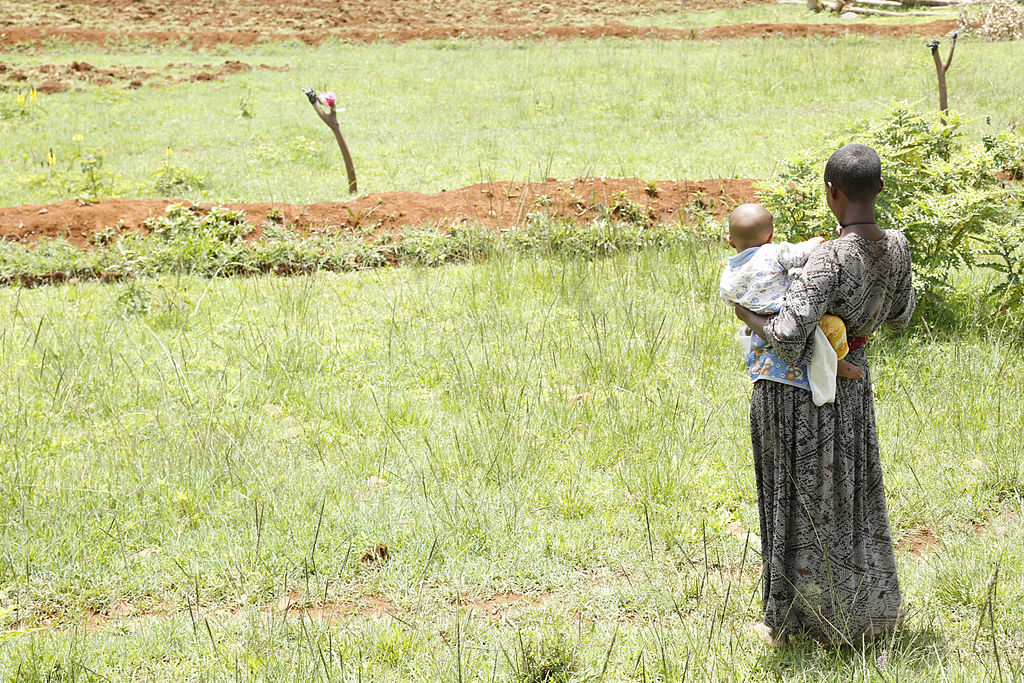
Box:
754, 230, 915, 643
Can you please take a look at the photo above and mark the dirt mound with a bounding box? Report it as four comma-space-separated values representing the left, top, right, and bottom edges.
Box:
0, 20, 957, 48
0, 177, 757, 247
0, 60, 290, 91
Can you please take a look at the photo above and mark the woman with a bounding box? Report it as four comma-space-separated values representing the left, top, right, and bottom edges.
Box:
735, 143, 915, 646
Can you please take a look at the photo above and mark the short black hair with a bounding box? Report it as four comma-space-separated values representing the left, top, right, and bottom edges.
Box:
824, 143, 882, 202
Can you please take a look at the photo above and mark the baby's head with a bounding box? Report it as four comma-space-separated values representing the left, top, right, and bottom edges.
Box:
727, 204, 773, 253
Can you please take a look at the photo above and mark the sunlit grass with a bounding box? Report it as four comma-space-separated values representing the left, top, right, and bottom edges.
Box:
1, 36, 1022, 205
0, 246, 1021, 679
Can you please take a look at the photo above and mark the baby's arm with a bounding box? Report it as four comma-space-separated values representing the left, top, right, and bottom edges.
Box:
719, 267, 741, 306
778, 236, 826, 272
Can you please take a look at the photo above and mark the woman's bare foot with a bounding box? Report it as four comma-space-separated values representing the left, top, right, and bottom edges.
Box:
837, 359, 864, 379
748, 621, 788, 648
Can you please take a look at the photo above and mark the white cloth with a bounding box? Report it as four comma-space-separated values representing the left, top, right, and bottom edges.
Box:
807, 327, 838, 406
719, 241, 818, 314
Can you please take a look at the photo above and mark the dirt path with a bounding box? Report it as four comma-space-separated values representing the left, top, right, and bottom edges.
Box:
0, 177, 758, 247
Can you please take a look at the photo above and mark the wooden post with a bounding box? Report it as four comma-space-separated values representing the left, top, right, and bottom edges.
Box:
303, 87, 357, 195
928, 31, 958, 116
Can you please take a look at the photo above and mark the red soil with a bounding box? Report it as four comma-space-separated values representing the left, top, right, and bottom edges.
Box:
0, 177, 758, 248
0, 21, 957, 49
897, 527, 940, 555
0, 60, 289, 91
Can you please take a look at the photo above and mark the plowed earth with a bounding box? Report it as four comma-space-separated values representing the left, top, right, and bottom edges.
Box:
0, 21, 959, 49
0, 60, 289, 92
0, 0, 956, 48
0, 177, 757, 247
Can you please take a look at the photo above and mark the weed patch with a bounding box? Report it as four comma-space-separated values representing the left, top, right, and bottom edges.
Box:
0, 205, 707, 285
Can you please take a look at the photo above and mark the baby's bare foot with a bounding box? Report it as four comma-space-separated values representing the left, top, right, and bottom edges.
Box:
838, 359, 865, 379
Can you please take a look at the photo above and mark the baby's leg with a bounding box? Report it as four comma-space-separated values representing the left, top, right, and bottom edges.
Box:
819, 314, 864, 379
836, 358, 864, 379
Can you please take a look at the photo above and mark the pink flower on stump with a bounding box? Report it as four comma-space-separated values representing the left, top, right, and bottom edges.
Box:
320, 91, 337, 108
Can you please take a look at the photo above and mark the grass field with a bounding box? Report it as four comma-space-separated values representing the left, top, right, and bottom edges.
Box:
2, 37, 1024, 205
1, 246, 1022, 679
2, 12, 1024, 681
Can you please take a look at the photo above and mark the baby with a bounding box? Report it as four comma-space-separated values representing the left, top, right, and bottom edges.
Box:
720, 204, 863, 403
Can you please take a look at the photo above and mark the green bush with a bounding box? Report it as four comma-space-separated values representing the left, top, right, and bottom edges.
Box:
757, 105, 1024, 313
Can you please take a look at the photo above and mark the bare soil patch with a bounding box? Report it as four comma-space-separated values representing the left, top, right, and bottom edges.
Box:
897, 527, 940, 555
0, 177, 757, 248
459, 591, 553, 617
273, 591, 394, 623
0, 60, 289, 92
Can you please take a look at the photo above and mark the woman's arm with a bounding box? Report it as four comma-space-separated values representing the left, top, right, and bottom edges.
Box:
885, 272, 915, 330
761, 248, 841, 366
885, 234, 916, 330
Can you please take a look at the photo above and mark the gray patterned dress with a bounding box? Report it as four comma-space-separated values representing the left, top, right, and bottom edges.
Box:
754, 230, 914, 643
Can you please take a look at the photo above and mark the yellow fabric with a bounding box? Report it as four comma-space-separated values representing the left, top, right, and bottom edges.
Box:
817, 314, 849, 361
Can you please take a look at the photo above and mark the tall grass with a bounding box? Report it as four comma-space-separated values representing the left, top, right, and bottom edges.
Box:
1, 37, 1023, 204
0, 245, 1021, 679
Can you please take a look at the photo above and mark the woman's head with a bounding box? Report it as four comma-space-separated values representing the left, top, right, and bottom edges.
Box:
824, 144, 883, 214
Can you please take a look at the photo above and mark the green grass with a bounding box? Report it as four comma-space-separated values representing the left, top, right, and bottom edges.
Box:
2, 36, 1023, 205
0, 245, 1021, 679
1, 27, 1023, 681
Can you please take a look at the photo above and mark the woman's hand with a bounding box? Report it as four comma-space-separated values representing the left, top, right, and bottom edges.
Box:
734, 304, 769, 338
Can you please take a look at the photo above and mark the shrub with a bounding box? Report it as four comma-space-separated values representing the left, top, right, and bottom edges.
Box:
757, 105, 1024, 313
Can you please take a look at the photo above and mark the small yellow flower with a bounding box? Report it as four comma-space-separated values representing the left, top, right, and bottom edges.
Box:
16, 93, 24, 105
29, 88, 37, 104
47, 149, 55, 166
166, 147, 172, 156
73, 134, 83, 142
